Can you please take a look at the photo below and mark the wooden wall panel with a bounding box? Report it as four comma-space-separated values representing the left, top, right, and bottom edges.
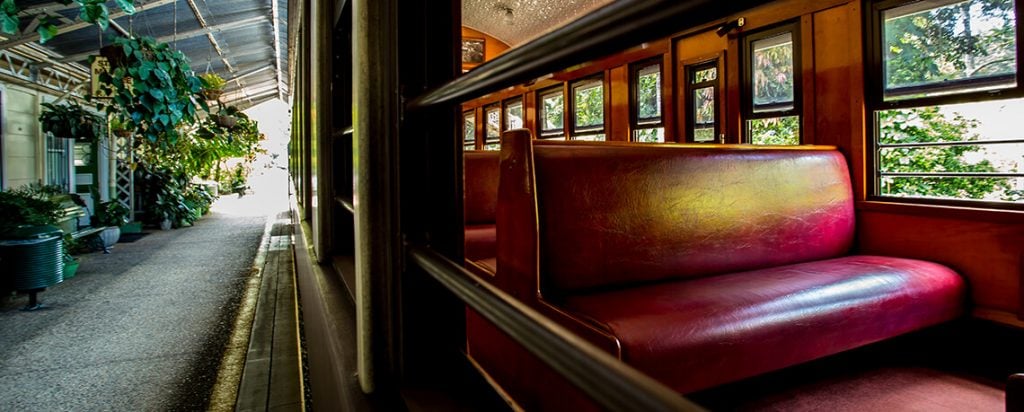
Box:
609, 66, 630, 141
857, 209, 1024, 319
461, 27, 510, 72
811, 2, 865, 200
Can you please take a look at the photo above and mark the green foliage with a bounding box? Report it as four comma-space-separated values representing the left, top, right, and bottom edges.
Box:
0, 184, 65, 233
541, 94, 563, 131
199, 72, 227, 91
574, 83, 604, 128
878, 0, 1019, 201
94, 201, 129, 227
637, 71, 660, 120
0, 1, 136, 43
878, 107, 1009, 199
95, 36, 208, 148
884, 0, 1015, 90
752, 35, 794, 106
39, 101, 104, 142
749, 116, 799, 145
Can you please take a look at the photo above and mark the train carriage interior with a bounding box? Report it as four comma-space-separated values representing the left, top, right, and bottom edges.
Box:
288, 0, 1024, 410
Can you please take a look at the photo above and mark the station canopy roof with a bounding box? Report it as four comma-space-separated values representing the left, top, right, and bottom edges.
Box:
0, 0, 288, 110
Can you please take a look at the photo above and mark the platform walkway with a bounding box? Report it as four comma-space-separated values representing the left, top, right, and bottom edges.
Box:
0, 167, 303, 411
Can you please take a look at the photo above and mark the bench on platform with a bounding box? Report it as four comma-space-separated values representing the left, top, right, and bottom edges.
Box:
466, 130, 966, 410
57, 200, 111, 253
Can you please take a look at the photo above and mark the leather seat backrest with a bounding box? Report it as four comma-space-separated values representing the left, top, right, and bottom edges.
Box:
530, 143, 855, 293
465, 151, 501, 225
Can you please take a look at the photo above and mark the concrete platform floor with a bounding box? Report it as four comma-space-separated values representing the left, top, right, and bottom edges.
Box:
0, 169, 289, 411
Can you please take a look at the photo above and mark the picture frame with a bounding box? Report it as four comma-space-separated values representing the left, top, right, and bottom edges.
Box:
462, 38, 486, 64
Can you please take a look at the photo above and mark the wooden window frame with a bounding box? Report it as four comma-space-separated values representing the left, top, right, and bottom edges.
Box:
630, 58, 665, 142
463, 110, 477, 151
502, 96, 524, 132
569, 74, 608, 140
865, 0, 1024, 210
684, 58, 722, 143
741, 21, 803, 143
483, 103, 501, 150
537, 85, 566, 139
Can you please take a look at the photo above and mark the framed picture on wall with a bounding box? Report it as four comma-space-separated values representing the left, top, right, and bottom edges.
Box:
462, 38, 485, 64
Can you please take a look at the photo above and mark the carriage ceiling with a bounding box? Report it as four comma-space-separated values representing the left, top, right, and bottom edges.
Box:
0, 0, 288, 110
462, 0, 614, 47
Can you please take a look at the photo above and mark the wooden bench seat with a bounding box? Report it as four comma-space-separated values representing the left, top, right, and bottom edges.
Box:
466, 130, 966, 410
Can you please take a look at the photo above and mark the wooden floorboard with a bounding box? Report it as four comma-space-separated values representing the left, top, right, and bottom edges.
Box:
236, 229, 303, 411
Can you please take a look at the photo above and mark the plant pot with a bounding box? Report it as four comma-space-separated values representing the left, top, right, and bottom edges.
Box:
202, 89, 223, 101
214, 114, 237, 129
159, 219, 172, 231
63, 258, 80, 279
99, 226, 121, 249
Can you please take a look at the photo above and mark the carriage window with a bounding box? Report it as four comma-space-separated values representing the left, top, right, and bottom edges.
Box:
572, 77, 606, 141
463, 111, 476, 151
882, 0, 1017, 101
870, 0, 1023, 206
632, 61, 664, 142
538, 87, 565, 139
744, 24, 801, 145
484, 104, 500, 150
504, 97, 523, 130
687, 61, 719, 143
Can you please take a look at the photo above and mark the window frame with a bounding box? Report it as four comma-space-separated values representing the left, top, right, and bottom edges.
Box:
741, 21, 803, 143
865, 0, 1024, 210
684, 58, 722, 143
502, 96, 524, 132
483, 103, 501, 150
630, 58, 665, 142
537, 85, 566, 140
463, 110, 477, 151
569, 74, 608, 140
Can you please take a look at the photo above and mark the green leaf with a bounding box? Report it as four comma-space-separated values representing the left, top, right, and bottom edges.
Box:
115, 0, 136, 15
149, 88, 165, 101
0, 0, 20, 35
37, 22, 58, 44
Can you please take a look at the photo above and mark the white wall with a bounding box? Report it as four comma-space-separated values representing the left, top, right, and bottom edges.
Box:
1, 84, 42, 189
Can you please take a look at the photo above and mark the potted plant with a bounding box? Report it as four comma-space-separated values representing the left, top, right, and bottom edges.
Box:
39, 101, 104, 142
109, 115, 134, 138
199, 72, 227, 101
93, 200, 130, 249
94, 35, 207, 149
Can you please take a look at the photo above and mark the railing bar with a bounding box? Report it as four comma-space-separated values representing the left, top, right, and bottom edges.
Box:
408, 246, 704, 412
406, 0, 771, 109
880, 172, 1024, 178
878, 139, 1024, 148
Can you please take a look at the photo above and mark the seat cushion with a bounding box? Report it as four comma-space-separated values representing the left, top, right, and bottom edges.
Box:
465, 224, 496, 261
559, 255, 965, 394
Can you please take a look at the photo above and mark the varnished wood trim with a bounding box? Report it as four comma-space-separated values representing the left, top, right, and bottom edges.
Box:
974, 307, 1024, 329
536, 299, 625, 360
856, 200, 1024, 224
465, 354, 527, 412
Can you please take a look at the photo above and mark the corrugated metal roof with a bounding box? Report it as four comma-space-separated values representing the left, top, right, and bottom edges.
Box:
0, 0, 288, 110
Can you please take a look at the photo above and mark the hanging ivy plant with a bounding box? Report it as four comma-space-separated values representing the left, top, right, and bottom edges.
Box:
95, 35, 208, 148
0, 0, 136, 44
39, 101, 104, 142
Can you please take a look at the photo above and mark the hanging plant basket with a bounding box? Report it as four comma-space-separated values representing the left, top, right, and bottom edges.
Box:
201, 89, 223, 101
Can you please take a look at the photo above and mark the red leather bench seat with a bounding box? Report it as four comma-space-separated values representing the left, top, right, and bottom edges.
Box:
464, 151, 500, 261
471, 131, 966, 407
561, 255, 965, 393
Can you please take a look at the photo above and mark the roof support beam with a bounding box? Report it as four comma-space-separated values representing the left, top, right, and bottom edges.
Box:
155, 16, 264, 43
271, 0, 284, 101
58, 16, 266, 63
184, 0, 251, 105
0, 0, 178, 49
